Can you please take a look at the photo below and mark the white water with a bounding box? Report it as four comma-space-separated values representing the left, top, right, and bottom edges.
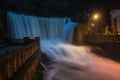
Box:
8, 12, 120, 80
61, 22, 78, 43
7, 12, 71, 39
42, 41, 120, 80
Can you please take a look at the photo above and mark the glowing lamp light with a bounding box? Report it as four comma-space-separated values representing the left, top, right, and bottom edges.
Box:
93, 14, 99, 20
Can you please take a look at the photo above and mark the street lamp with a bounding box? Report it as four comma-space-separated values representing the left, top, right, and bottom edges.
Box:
87, 13, 100, 34
92, 13, 100, 20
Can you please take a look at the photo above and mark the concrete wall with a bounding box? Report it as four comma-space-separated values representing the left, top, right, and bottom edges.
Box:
72, 23, 87, 45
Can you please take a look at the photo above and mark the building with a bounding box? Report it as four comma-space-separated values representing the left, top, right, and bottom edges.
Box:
110, 9, 120, 35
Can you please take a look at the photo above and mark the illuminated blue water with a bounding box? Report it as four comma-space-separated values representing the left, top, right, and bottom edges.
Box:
7, 12, 71, 40
61, 22, 77, 43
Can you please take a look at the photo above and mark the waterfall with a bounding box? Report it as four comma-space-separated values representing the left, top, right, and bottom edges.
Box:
7, 12, 77, 43
7, 12, 120, 80
7, 12, 71, 40
61, 22, 78, 43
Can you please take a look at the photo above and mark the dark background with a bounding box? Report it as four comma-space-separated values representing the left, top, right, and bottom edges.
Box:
0, 0, 120, 42
1, 0, 120, 23
1, 1, 120, 14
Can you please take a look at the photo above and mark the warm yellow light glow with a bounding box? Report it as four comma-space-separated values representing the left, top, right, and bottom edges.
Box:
91, 23, 95, 27
93, 14, 99, 20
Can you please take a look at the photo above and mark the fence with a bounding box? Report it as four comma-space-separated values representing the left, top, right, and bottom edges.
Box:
85, 35, 120, 44
0, 37, 41, 80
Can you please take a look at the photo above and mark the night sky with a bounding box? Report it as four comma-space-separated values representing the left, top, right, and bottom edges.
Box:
1, 0, 120, 23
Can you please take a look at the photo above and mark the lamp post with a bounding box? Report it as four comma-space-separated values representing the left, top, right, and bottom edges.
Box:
87, 13, 100, 35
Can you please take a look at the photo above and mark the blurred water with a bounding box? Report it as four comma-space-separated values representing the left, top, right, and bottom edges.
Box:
41, 41, 120, 80
7, 12, 70, 39
61, 22, 77, 43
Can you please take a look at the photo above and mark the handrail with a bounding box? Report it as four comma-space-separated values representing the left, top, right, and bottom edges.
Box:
85, 35, 120, 44
6, 37, 31, 45
0, 37, 41, 80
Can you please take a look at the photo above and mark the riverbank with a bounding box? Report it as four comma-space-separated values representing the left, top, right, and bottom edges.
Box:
89, 44, 120, 62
